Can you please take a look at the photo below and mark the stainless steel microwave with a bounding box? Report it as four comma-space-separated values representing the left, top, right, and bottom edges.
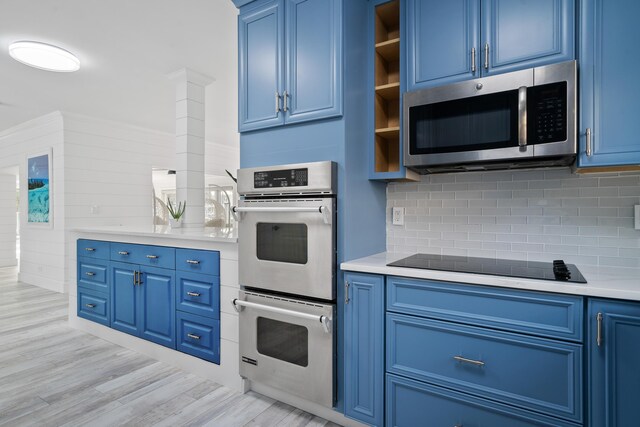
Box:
403, 60, 577, 173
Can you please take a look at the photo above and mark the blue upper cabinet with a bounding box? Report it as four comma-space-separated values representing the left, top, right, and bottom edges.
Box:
237, 0, 342, 132
343, 272, 384, 426
238, 0, 284, 131
578, 0, 640, 169
406, 0, 574, 91
406, 0, 480, 91
482, 0, 574, 76
589, 299, 640, 426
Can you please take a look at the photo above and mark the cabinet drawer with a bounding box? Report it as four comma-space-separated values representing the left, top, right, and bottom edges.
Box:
387, 313, 583, 422
78, 257, 109, 293
176, 249, 220, 276
110, 242, 175, 270
176, 311, 220, 364
77, 239, 110, 260
387, 276, 583, 341
78, 288, 109, 326
387, 374, 580, 427
176, 271, 219, 319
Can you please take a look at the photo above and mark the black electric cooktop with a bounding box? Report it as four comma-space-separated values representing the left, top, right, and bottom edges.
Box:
387, 253, 587, 283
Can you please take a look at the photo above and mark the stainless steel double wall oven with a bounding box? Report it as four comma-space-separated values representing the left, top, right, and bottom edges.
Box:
232, 161, 337, 408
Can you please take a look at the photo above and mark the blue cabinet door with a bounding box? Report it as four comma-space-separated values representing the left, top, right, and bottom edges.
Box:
140, 266, 176, 349
406, 0, 480, 91
343, 272, 384, 426
578, 0, 640, 168
482, 0, 574, 76
238, 0, 284, 131
284, 0, 342, 124
111, 261, 139, 336
589, 299, 640, 427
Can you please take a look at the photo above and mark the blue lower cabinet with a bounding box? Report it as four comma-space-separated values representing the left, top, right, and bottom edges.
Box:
78, 288, 109, 326
109, 261, 176, 349
387, 312, 583, 423
176, 311, 220, 364
175, 271, 220, 319
386, 374, 580, 427
78, 257, 109, 293
343, 272, 385, 427
589, 299, 640, 427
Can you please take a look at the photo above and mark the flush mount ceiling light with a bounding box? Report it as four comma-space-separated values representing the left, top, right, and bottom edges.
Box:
8, 41, 80, 72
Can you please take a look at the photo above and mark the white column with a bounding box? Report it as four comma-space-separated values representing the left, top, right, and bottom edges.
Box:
0, 174, 17, 267
168, 69, 214, 229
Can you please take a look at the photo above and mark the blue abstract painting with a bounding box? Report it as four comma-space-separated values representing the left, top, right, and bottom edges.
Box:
28, 153, 50, 223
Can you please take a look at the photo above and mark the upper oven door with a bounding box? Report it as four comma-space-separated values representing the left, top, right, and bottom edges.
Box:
235, 197, 336, 300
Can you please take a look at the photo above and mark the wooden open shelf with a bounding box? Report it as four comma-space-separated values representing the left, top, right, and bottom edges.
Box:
375, 82, 400, 101
373, 0, 401, 175
376, 38, 400, 62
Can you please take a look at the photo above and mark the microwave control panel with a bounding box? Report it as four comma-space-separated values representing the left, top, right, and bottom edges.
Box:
254, 168, 308, 188
528, 82, 568, 144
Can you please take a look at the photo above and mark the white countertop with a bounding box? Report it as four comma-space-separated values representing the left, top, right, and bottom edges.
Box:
341, 252, 640, 301
70, 225, 238, 243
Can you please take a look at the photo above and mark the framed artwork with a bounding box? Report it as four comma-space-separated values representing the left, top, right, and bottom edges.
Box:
27, 148, 52, 227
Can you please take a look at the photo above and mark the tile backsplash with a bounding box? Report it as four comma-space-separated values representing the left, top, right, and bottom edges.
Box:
387, 168, 640, 268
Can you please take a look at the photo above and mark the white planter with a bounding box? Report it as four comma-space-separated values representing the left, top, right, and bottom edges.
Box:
169, 218, 182, 229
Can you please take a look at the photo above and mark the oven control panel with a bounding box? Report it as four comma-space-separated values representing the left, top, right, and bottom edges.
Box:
254, 168, 308, 188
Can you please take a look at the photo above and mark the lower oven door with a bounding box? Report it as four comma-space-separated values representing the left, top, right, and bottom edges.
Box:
235, 290, 335, 407
235, 197, 335, 300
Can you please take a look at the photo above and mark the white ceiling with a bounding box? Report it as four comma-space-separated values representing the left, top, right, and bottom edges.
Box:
0, 0, 239, 140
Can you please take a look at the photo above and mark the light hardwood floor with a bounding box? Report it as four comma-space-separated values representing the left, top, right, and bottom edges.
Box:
0, 266, 341, 427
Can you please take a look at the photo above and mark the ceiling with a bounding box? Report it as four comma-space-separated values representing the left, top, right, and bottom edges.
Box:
0, 0, 238, 141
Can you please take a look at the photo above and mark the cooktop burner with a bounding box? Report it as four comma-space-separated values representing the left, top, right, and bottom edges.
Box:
387, 254, 586, 283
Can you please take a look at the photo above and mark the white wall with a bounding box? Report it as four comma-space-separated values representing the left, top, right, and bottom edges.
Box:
0, 112, 66, 291
0, 174, 17, 267
387, 167, 640, 267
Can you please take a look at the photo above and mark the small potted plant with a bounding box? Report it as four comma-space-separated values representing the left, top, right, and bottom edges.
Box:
167, 199, 186, 228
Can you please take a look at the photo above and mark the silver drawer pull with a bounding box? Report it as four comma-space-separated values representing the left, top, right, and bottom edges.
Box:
186, 259, 200, 265
453, 355, 485, 367
85, 247, 95, 252
186, 291, 201, 297
85, 272, 96, 277
85, 303, 96, 308
187, 333, 201, 340
146, 255, 158, 259
118, 251, 129, 256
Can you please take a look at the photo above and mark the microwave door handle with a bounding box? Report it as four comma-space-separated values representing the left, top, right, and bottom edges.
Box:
518, 86, 527, 147
232, 298, 332, 333
231, 206, 332, 225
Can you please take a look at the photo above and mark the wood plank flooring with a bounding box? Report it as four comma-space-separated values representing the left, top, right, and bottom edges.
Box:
0, 267, 341, 427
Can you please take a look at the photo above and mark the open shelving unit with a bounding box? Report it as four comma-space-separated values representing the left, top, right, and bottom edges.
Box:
374, 0, 401, 174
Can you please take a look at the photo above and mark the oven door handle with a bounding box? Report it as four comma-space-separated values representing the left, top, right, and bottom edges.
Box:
231, 206, 331, 225
232, 298, 332, 334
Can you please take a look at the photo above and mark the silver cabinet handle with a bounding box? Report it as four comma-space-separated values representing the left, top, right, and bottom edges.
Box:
187, 333, 201, 340
454, 355, 485, 367
85, 303, 96, 308
345, 280, 350, 305
146, 255, 158, 259
586, 128, 592, 157
518, 86, 527, 147
471, 47, 476, 73
275, 91, 281, 114
186, 291, 201, 297
186, 259, 200, 265
283, 90, 289, 112
596, 312, 603, 347
85, 247, 95, 252
118, 251, 129, 256
134, 270, 143, 286
85, 272, 96, 277
484, 43, 489, 69
233, 298, 332, 334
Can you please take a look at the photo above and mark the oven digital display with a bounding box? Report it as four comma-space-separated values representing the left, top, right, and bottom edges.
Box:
254, 168, 308, 188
